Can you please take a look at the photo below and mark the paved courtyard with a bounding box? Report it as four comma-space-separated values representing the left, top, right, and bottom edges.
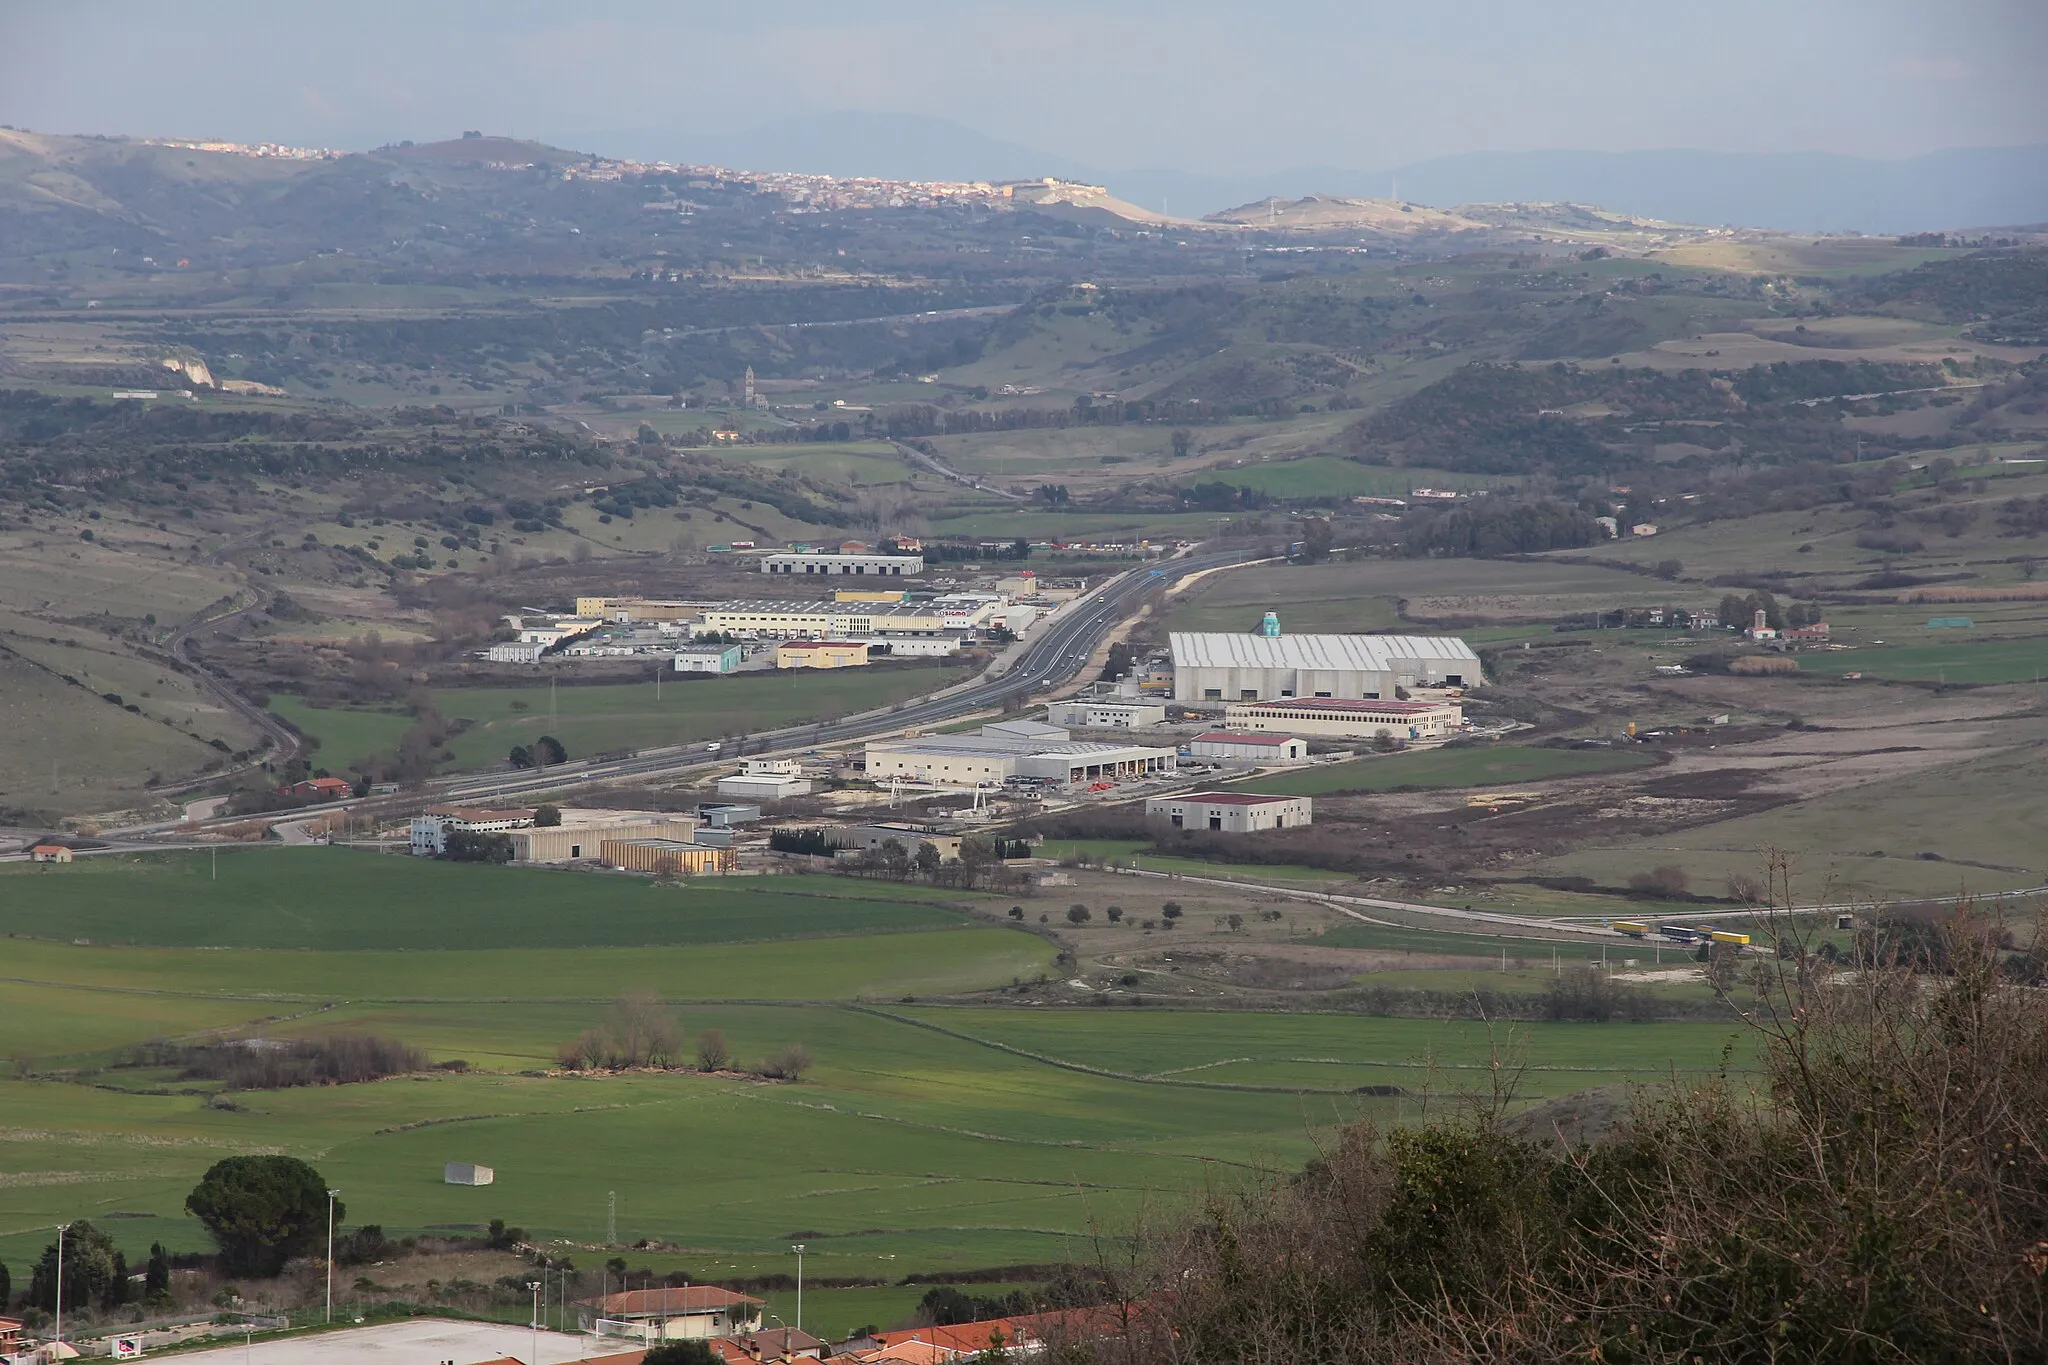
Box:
144, 1320, 617, 1365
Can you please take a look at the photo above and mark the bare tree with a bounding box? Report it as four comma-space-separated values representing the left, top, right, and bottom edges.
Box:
695, 1028, 730, 1073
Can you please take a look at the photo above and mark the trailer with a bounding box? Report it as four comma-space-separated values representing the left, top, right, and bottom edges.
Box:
1611, 920, 1649, 938
1708, 930, 1752, 946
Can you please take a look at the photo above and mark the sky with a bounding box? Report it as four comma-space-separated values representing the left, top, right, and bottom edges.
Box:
2, 0, 2044, 173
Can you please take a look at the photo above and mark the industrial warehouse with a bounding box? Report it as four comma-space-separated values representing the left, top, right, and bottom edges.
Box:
865, 720, 1176, 788
1224, 696, 1462, 740
1169, 623, 1480, 702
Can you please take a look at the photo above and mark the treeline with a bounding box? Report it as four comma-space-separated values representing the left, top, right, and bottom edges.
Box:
556, 994, 813, 1079
1397, 498, 1602, 557
1096, 910, 2048, 1364
880, 395, 1229, 440
129, 1035, 427, 1089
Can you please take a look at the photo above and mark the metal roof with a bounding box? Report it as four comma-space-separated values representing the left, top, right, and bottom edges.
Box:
1169, 632, 1478, 671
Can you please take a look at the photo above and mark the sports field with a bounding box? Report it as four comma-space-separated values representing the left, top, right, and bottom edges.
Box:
1233, 745, 1655, 796
272, 666, 969, 772
0, 848, 1750, 1285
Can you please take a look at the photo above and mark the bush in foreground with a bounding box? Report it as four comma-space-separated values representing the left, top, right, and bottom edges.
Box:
1098, 905, 2048, 1363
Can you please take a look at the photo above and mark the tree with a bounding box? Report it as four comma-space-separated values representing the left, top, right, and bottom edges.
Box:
1299, 518, 1334, 564
913, 841, 943, 877
696, 1028, 730, 1072
1162, 902, 1183, 920
27, 1221, 122, 1311
1106, 906, 1123, 923
534, 735, 568, 766
144, 1241, 171, 1303
1171, 429, 1194, 459
185, 1156, 338, 1277
442, 830, 513, 863
1067, 904, 1093, 925
0, 1256, 9, 1309
1009, 906, 1025, 920
642, 1343, 719, 1365
508, 745, 534, 769
1654, 558, 1683, 580
532, 804, 562, 827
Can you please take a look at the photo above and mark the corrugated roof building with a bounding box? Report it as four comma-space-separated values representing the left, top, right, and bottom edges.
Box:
1169, 632, 1479, 703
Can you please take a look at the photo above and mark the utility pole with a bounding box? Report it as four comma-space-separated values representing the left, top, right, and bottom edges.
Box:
606, 1191, 616, 1247
529, 1282, 542, 1365
791, 1243, 805, 1333
326, 1188, 342, 1323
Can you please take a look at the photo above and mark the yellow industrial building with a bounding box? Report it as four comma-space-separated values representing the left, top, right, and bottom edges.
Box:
775, 639, 871, 669
598, 839, 737, 874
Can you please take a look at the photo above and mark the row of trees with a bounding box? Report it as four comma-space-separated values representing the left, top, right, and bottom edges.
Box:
508, 736, 568, 769
556, 995, 813, 1080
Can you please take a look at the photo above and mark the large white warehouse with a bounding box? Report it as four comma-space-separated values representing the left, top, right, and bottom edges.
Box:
865, 722, 1174, 787
1169, 631, 1479, 703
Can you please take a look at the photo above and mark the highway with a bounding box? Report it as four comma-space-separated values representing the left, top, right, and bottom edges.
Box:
419, 546, 1253, 801
119, 546, 1256, 831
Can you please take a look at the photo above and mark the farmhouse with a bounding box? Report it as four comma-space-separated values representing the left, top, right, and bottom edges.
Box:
409, 806, 536, 855
580, 1286, 764, 1340
761, 551, 925, 576
1146, 791, 1313, 832
1189, 731, 1308, 763
28, 844, 72, 864
281, 775, 352, 798
1170, 629, 1479, 703
1224, 697, 1461, 741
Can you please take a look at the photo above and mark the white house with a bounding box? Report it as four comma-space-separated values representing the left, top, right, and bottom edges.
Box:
1145, 791, 1313, 832
1188, 731, 1307, 763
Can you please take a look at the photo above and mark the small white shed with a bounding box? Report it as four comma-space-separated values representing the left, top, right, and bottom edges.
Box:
444, 1161, 495, 1186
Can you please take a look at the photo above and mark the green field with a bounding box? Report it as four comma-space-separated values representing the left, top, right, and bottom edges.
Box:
0, 849, 974, 950
1037, 838, 1352, 883
1796, 636, 2048, 685
0, 849, 1750, 1282
272, 666, 969, 772
1233, 745, 1656, 796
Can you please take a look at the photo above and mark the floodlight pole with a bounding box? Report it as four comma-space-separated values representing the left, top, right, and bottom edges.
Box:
791, 1243, 805, 1333
529, 1281, 543, 1365
326, 1188, 341, 1323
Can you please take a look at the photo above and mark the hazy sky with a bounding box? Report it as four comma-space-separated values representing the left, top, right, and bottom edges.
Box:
3, 0, 2044, 171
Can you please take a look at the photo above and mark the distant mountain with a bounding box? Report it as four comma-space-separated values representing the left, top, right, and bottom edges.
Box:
1362, 146, 2048, 235
671, 113, 2048, 233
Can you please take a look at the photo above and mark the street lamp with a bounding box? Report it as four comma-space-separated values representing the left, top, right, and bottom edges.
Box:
325, 1188, 342, 1324
54, 1223, 69, 1351
789, 1243, 805, 1334
529, 1281, 543, 1365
